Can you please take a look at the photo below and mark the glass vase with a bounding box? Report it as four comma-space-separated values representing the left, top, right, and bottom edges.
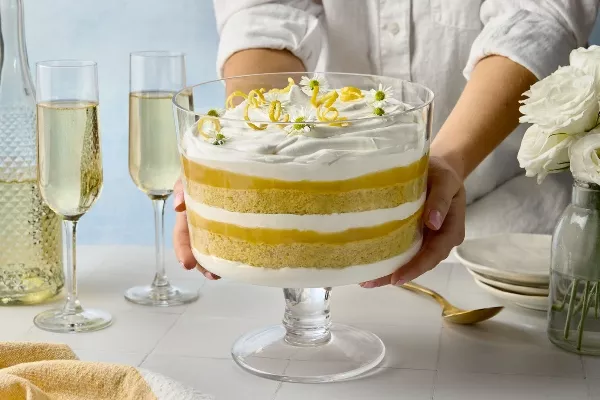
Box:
548, 180, 600, 355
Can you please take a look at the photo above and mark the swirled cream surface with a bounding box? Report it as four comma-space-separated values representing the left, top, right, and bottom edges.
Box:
181, 83, 428, 182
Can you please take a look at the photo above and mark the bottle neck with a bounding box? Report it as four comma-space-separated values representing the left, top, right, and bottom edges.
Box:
0, 0, 34, 100
573, 180, 600, 210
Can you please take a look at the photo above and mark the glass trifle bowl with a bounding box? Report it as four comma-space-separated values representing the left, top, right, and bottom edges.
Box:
173, 72, 433, 383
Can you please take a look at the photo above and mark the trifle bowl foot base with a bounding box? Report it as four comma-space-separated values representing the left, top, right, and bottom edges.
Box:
231, 287, 385, 383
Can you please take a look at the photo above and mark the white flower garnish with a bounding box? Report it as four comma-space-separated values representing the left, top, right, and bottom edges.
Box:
262, 91, 290, 111
569, 130, 600, 186
206, 108, 225, 118
369, 104, 392, 117
366, 83, 400, 107
519, 66, 599, 135
570, 45, 600, 93
284, 107, 316, 135
299, 74, 329, 96
517, 124, 575, 183
211, 132, 227, 146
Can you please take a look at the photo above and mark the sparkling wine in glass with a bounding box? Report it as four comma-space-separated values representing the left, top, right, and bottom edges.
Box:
34, 60, 111, 333
125, 51, 199, 306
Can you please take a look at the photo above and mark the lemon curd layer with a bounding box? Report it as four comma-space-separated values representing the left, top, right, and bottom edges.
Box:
181, 154, 428, 191
188, 206, 422, 245
189, 209, 422, 269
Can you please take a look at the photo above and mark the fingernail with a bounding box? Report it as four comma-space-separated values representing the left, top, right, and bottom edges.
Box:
394, 278, 406, 286
174, 191, 184, 210
360, 282, 375, 289
429, 210, 443, 230
203, 271, 213, 279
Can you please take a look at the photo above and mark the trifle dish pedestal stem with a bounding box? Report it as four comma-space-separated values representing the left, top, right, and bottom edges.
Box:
231, 288, 385, 383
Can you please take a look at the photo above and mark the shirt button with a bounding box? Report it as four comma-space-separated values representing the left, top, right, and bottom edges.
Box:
387, 22, 400, 36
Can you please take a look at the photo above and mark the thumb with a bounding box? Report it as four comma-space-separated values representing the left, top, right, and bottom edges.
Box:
424, 169, 458, 231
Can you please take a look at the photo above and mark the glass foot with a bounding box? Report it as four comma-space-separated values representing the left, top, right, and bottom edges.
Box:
34, 308, 112, 333
231, 323, 385, 383
124, 284, 199, 307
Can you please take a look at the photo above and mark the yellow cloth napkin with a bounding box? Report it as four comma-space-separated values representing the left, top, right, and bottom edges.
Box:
0, 342, 212, 400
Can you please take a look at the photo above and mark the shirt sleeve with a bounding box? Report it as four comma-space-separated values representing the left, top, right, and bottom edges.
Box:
213, 0, 324, 77
463, 0, 600, 80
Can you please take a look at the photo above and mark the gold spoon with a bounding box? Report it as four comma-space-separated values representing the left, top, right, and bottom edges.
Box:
400, 281, 503, 324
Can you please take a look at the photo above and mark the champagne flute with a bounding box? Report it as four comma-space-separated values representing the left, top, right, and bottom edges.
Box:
34, 60, 111, 333
125, 51, 199, 306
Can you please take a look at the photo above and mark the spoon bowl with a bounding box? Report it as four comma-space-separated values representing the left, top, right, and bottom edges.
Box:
401, 281, 503, 325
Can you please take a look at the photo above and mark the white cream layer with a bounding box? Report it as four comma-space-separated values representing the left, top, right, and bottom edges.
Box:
185, 192, 425, 232
182, 84, 428, 181
192, 239, 422, 288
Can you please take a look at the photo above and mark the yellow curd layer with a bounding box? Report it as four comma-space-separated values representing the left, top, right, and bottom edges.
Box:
188, 206, 422, 245
182, 155, 428, 192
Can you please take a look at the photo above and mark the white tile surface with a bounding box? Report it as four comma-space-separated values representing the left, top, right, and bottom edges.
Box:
23, 310, 179, 353
141, 354, 286, 400
352, 322, 441, 370
79, 270, 203, 315
73, 348, 147, 366
3, 247, 591, 399
276, 367, 435, 399
184, 279, 283, 320
433, 372, 589, 400
438, 322, 584, 377
85, 245, 206, 281
152, 316, 273, 359
584, 356, 600, 398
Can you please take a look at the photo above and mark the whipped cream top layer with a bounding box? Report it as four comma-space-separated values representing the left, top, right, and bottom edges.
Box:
182, 77, 428, 181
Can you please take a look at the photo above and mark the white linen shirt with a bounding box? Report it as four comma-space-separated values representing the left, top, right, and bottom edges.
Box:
213, 0, 599, 237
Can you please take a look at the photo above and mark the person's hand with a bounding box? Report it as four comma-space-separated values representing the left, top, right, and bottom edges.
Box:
173, 179, 220, 280
360, 156, 466, 288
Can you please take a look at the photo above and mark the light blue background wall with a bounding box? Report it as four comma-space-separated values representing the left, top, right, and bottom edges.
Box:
20, 1, 600, 246
23, 0, 220, 246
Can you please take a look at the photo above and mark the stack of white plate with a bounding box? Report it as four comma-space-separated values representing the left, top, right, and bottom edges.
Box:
452, 233, 551, 311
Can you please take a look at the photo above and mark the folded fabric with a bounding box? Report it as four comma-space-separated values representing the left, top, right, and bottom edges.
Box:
0, 342, 213, 400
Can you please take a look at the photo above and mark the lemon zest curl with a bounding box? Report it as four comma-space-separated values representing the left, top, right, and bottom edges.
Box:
244, 103, 267, 130
340, 86, 363, 102
196, 116, 222, 139
268, 78, 295, 95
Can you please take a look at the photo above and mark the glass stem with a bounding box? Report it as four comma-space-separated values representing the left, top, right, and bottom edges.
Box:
151, 198, 169, 289
62, 219, 82, 314
282, 288, 332, 346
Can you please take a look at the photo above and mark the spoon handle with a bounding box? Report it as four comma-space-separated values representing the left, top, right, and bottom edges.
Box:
400, 281, 451, 309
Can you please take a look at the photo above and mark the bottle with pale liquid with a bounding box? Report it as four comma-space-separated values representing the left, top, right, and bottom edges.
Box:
0, 0, 63, 304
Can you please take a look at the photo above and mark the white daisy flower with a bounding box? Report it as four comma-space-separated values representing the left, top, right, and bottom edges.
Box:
284, 107, 316, 135
366, 83, 400, 107
262, 91, 291, 113
299, 74, 330, 96
206, 108, 225, 118
211, 132, 227, 146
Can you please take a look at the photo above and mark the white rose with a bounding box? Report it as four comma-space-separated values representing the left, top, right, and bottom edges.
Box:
569, 131, 600, 185
570, 45, 600, 92
519, 66, 599, 135
517, 124, 575, 183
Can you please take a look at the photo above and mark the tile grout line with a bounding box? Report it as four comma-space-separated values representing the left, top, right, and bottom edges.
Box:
137, 311, 186, 367
429, 263, 453, 400
270, 359, 292, 400
430, 322, 445, 400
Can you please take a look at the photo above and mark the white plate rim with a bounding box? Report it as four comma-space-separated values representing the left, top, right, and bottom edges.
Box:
466, 268, 549, 296
453, 233, 550, 285
473, 278, 548, 311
